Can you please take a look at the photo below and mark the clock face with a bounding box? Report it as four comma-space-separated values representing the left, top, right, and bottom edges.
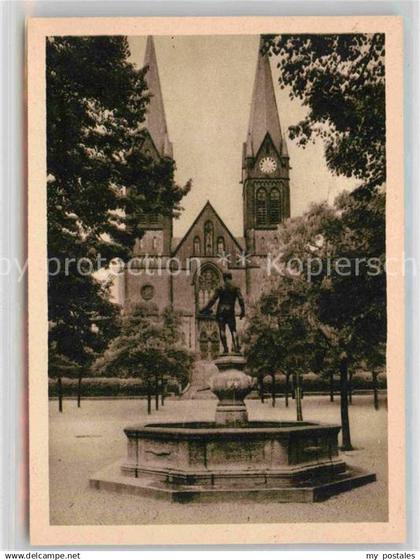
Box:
259, 156, 277, 174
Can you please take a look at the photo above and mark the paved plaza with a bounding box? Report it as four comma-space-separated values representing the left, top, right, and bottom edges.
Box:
49, 394, 388, 525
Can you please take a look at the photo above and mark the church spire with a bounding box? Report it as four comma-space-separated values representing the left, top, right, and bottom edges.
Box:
143, 36, 173, 158
245, 37, 282, 158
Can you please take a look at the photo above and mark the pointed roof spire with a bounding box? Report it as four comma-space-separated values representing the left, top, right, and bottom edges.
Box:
143, 36, 173, 158
246, 37, 282, 158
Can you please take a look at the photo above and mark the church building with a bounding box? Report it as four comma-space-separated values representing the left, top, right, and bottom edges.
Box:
118, 36, 291, 359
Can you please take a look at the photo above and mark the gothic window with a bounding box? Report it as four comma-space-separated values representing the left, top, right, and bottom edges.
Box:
256, 187, 268, 226
199, 330, 209, 360
210, 330, 220, 359
269, 188, 281, 224
198, 323, 220, 360
193, 236, 201, 256
204, 221, 214, 256
196, 266, 220, 308
217, 236, 225, 255
139, 211, 159, 225
261, 237, 266, 252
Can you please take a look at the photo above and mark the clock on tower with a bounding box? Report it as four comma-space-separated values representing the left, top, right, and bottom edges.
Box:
259, 156, 277, 175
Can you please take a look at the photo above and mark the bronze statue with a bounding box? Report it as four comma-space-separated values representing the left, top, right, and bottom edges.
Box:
200, 272, 245, 354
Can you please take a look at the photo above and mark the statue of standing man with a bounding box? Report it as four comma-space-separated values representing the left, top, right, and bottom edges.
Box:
200, 272, 245, 354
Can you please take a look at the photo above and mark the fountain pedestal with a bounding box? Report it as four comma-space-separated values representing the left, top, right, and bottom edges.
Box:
90, 354, 376, 503
210, 354, 253, 426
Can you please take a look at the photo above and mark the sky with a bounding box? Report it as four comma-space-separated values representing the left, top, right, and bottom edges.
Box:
128, 35, 357, 239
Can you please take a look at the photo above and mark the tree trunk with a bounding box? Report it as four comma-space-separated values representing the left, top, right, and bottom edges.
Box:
348, 371, 353, 405
271, 373, 276, 407
329, 371, 335, 402
155, 374, 159, 411
147, 380, 152, 415
77, 375, 82, 408
294, 373, 303, 421
373, 370, 379, 410
259, 376, 265, 404
57, 377, 63, 413
160, 376, 165, 406
339, 356, 353, 450
285, 373, 290, 408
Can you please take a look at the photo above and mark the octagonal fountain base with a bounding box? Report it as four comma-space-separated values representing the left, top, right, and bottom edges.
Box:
90, 354, 376, 502
90, 420, 376, 503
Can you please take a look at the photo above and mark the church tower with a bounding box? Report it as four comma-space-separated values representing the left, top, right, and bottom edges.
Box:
120, 37, 175, 312
134, 36, 173, 257
242, 38, 290, 256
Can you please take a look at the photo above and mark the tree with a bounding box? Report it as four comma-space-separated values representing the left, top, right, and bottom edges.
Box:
47, 36, 190, 371
243, 276, 323, 421
270, 189, 386, 449
363, 343, 386, 410
49, 347, 81, 412
48, 270, 120, 370
264, 33, 385, 192
92, 304, 194, 413
257, 32, 386, 446
318, 357, 338, 402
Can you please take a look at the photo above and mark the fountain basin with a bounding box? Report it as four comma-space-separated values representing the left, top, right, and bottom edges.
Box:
90, 420, 376, 502
122, 420, 345, 485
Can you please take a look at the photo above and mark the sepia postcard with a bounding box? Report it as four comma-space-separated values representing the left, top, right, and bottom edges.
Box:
28, 16, 405, 545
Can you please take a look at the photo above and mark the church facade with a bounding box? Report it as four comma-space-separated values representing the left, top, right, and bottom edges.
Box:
118, 37, 291, 359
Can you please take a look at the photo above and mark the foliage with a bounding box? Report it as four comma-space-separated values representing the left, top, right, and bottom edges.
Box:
243, 274, 327, 420
47, 36, 190, 368
273, 189, 386, 363
48, 272, 121, 367
245, 188, 386, 442
48, 347, 82, 379
243, 276, 324, 378
92, 304, 194, 387
264, 33, 385, 191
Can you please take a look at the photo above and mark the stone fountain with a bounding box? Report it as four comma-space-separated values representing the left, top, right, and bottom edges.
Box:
90, 353, 376, 503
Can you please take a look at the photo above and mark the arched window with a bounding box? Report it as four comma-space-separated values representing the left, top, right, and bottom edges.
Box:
204, 221, 214, 256
261, 237, 266, 253
193, 236, 201, 256
196, 266, 220, 307
199, 330, 209, 360
152, 236, 158, 251
217, 236, 225, 255
269, 188, 281, 224
256, 188, 268, 226
148, 213, 159, 224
